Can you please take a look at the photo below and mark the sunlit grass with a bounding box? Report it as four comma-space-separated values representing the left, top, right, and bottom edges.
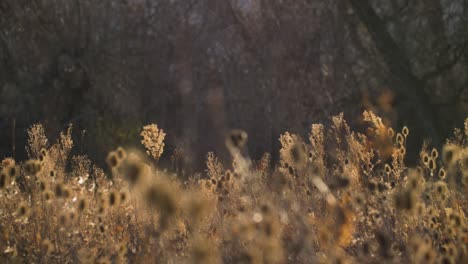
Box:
0, 111, 466, 263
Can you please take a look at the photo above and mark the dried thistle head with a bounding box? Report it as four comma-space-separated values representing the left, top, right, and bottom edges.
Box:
116, 147, 127, 161
120, 157, 147, 187
433, 181, 449, 200
108, 190, 120, 207
141, 124, 166, 161
25, 160, 42, 175
106, 152, 120, 169
430, 148, 439, 159
396, 133, 404, 145
226, 129, 248, 150
438, 168, 447, 180
442, 144, 458, 166
6, 165, 17, 178
402, 126, 409, 137
1, 157, 15, 168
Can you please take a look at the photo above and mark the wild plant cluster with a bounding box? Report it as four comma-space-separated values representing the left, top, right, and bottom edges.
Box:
0, 111, 466, 263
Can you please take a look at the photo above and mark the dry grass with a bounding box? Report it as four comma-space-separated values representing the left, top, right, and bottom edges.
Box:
0, 111, 467, 263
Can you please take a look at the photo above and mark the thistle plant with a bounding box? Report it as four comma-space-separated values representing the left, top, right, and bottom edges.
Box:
141, 124, 166, 162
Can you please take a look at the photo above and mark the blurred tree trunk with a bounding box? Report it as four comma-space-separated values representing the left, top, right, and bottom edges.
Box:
349, 0, 443, 146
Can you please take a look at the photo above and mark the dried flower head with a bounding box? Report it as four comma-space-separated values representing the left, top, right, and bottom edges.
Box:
434, 181, 448, 198
108, 191, 119, 207
423, 154, 430, 165
396, 133, 404, 145
141, 124, 166, 161
226, 129, 248, 150
442, 144, 458, 166
384, 164, 392, 174
438, 168, 446, 180
116, 147, 127, 161
430, 148, 439, 159
106, 152, 119, 168
5, 165, 17, 178
25, 160, 42, 175
402, 126, 409, 137
121, 159, 146, 186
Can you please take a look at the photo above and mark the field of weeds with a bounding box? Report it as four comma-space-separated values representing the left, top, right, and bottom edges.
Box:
0, 111, 466, 263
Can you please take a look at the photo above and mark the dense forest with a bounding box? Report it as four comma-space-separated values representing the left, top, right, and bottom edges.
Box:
2, 0, 468, 168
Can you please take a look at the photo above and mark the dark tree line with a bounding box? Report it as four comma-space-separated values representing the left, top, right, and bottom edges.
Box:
1, 0, 467, 168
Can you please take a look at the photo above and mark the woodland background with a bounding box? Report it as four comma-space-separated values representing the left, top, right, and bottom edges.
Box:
1, 0, 468, 169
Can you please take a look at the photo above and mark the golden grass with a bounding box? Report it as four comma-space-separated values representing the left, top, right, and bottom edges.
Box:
0, 111, 466, 263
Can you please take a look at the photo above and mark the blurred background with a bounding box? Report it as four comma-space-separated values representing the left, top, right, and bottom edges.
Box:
1, 0, 467, 170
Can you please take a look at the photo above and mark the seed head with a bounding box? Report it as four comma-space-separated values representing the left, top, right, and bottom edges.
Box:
6, 166, 17, 178
438, 169, 446, 180
384, 164, 391, 174
25, 160, 42, 175
122, 160, 145, 186
430, 148, 439, 159
423, 154, 430, 165
227, 129, 248, 150
116, 147, 127, 161
396, 133, 404, 145
402, 126, 409, 137
106, 152, 119, 168
434, 181, 448, 198
442, 144, 458, 166
108, 191, 119, 207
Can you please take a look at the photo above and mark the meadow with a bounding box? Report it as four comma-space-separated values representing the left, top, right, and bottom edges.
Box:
0, 111, 466, 263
